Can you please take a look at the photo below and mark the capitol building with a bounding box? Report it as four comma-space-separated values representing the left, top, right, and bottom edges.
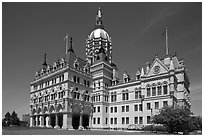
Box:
29, 7, 191, 129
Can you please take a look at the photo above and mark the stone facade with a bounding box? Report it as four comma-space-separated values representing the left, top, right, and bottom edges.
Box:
30, 7, 191, 130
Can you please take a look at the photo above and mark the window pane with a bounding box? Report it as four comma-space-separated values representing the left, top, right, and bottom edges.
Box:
147, 88, 151, 97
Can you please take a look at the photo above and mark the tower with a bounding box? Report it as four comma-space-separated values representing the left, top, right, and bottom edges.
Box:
86, 7, 112, 65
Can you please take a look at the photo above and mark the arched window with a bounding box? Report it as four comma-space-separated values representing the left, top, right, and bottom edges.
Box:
147, 85, 151, 97
157, 83, 162, 95
152, 84, 156, 96
163, 84, 168, 95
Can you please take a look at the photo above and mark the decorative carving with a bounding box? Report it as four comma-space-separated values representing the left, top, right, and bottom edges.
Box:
153, 65, 160, 74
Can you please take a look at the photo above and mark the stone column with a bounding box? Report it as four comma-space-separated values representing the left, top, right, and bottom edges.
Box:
46, 115, 52, 128
54, 114, 60, 129
35, 116, 39, 127
89, 114, 92, 129
67, 112, 73, 129
30, 116, 34, 127
78, 113, 83, 130
40, 115, 44, 127
62, 113, 68, 129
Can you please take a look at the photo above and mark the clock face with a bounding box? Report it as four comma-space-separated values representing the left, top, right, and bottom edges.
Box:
153, 66, 160, 74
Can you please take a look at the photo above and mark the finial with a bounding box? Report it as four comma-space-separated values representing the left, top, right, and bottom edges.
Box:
68, 37, 74, 53
95, 7, 103, 28
141, 68, 144, 77
155, 53, 158, 58
169, 60, 175, 71
98, 6, 102, 17
65, 33, 68, 54
43, 53, 47, 66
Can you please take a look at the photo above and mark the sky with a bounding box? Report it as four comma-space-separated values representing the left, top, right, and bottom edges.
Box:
2, 2, 202, 119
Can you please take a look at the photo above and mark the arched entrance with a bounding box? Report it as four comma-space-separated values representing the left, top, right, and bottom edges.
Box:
72, 104, 81, 129
72, 113, 80, 129
82, 114, 89, 128
82, 106, 91, 129
50, 114, 55, 128
58, 113, 63, 128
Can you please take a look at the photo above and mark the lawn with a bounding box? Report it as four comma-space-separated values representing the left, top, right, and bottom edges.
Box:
2, 127, 164, 135
2, 127, 202, 135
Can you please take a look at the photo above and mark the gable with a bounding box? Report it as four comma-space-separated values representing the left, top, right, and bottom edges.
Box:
146, 58, 169, 77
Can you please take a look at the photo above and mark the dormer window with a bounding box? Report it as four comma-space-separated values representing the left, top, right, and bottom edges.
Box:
75, 63, 78, 69
123, 72, 130, 83
74, 59, 79, 69
53, 62, 57, 70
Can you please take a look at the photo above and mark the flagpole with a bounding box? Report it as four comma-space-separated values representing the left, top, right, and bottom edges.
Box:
65, 34, 68, 54
165, 26, 168, 56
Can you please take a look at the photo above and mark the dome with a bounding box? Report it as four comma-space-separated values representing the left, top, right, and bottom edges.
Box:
89, 28, 110, 40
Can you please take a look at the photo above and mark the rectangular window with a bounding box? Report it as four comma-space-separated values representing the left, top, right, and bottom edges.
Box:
122, 117, 125, 124
106, 107, 108, 113
114, 118, 117, 124
122, 106, 125, 112
139, 117, 143, 124
114, 107, 117, 113
110, 107, 113, 113
147, 103, 151, 110
152, 87, 156, 96
163, 101, 168, 107
139, 104, 143, 111
134, 117, 138, 124
134, 104, 138, 111
98, 117, 100, 124
135, 91, 139, 99
157, 86, 162, 95
111, 118, 113, 124
93, 118, 96, 124
147, 116, 151, 124
98, 106, 100, 112
105, 118, 108, 124
155, 102, 159, 109
93, 107, 96, 113
126, 117, 129, 124
126, 105, 129, 112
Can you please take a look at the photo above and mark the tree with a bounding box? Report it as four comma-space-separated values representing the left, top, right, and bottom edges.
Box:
152, 106, 193, 134
3, 112, 11, 126
11, 111, 20, 126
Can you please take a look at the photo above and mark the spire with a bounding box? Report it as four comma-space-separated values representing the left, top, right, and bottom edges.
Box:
95, 6, 104, 29
162, 26, 169, 56
68, 37, 74, 53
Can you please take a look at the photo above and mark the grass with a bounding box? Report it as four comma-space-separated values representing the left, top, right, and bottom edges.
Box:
2, 127, 202, 135
2, 127, 164, 135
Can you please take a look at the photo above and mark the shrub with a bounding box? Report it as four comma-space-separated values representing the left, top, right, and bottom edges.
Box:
153, 125, 166, 132
143, 125, 154, 131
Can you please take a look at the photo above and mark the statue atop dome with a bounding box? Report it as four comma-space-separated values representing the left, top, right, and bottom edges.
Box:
95, 6, 104, 29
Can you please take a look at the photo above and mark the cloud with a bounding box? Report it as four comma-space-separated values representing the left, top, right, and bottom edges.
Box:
190, 83, 202, 95
136, 7, 181, 38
